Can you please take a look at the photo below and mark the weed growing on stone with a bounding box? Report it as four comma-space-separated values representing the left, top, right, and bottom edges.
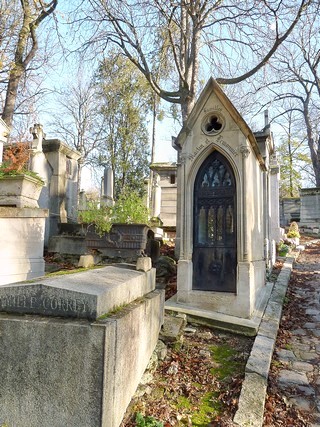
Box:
97, 302, 130, 320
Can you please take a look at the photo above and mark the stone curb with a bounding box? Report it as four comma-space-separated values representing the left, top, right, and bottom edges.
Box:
233, 257, 295, 427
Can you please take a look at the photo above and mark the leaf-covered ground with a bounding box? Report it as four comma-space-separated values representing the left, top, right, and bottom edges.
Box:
121, 324, 253, 427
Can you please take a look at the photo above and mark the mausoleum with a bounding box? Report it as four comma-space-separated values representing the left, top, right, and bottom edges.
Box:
169, 78, 280, 323
29, 124, 81, 246
149, 162, 177, 240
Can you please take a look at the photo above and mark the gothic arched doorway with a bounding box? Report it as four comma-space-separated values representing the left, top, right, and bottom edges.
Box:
193, 151, 237, 292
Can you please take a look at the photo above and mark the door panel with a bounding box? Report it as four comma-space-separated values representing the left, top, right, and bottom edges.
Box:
193, 151, 236, 292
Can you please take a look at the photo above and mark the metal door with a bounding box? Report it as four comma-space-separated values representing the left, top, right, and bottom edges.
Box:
193, 151, 236, 292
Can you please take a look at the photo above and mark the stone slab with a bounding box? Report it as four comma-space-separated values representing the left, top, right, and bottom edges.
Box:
276, 349, 296, 362
233, 372, 267, 427
263, 300, 283, 322
246, 335, 275, 379
234, 256, 294, 426
0, 207, 48, 218
136, 256, 152, 272
106, 289, 164, 427
0, 259, 46, 286
278, 369, 309, 387
165, 281, 274, 336
292, 361, 314, 372
0, 208, 48, 285
258, 317, 279, 340
159, 313, 185, 343
0, 265, 155, 320
48, 235, 86, 255
78, 255, 96, 268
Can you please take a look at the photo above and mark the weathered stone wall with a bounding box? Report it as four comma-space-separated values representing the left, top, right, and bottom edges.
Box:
150, 163, 177, 233
41, 138, 81, 246
48, 223, 151, 262
0, 290, 163, 427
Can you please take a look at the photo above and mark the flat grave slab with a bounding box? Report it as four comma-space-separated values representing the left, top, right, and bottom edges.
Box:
0, 265, 155, 320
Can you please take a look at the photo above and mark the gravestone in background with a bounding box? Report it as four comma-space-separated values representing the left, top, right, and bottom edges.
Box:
29, 124, 81, 247
299, 188, 320, 230
279, 197, 301, 227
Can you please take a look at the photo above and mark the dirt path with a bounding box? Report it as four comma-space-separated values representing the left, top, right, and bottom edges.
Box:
264, 239, 320, 426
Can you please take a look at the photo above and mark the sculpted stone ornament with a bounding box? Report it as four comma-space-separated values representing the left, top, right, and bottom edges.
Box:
202, 111, 225, 135
240, 145, 250, 159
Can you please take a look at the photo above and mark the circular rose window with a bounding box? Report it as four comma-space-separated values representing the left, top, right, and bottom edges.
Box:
202, 112, 225, 135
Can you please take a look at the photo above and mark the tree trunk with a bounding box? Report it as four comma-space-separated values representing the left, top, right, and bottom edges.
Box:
2, 65, 25, 129
1, 0, 57, 131
314, 135, 320, 187
304, 101, 320, 186
1, 2, 32, 130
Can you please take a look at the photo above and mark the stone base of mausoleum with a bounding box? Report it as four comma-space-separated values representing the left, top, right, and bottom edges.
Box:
166, 280, 273, 336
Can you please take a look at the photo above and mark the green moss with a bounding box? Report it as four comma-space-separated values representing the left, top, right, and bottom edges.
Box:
192, 382, 202, 389
46, 268, 86, 276
271, 360, 283, 369
191, 392, 221, 426
176, 395, 192, 410
152, 387, 166, 400
209, 344, 242, 380
283, 295, 290, 305
45, 266, 103, 277
171, 340, 183, 352
97, 306, 125, 320
0, 168, 44, 184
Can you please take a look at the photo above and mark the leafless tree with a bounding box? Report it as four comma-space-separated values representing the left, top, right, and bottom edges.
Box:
264, 3, 320, 185
49, 74, 107, 193
76, 0, 312, 122
0, 0, 58, 131
273, 105, 313, 196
